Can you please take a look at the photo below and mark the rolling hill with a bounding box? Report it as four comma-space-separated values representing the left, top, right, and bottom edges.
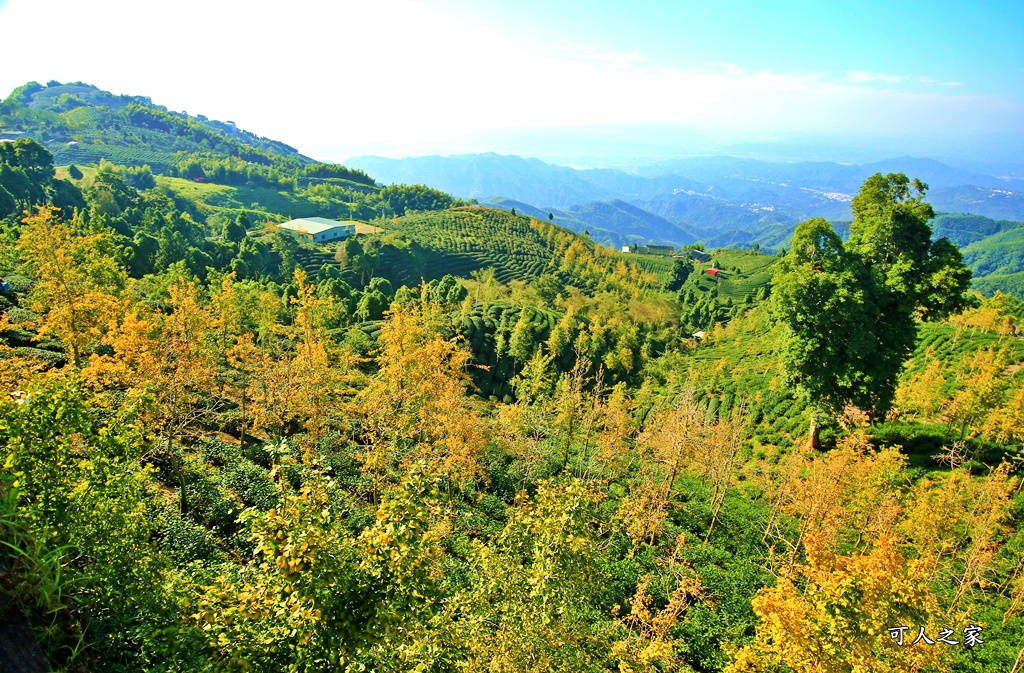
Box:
963, 226, 1024, 278
2, 81, 314, 173
481, 197, 699, 249
6, 80, 1023, 298
346, 152, 1024, 297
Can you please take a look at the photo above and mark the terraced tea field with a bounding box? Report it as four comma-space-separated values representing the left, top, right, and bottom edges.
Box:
383, 208, 562, 284
52, 143, 178, 173
689, 248, 776, 302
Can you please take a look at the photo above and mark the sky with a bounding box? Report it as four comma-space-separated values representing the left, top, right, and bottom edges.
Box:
1, 0, 1022, 165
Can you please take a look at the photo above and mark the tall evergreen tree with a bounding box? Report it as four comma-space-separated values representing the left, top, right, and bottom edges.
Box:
769, 174, 971, 445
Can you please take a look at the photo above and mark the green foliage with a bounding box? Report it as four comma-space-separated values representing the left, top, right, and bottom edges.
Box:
0, 377, 183, 671
302, 162, 375, 187
666, 257, 694, 291
224, 210, 248, 243
771, 175, 972, 421
0, 138, 85, 217
370, 182, 465, 216
964, 225, 1024, 279
2, 82, 1021, 673
769, 217, 875, 417
189, 465, 443, 671
0, 183, 16, 219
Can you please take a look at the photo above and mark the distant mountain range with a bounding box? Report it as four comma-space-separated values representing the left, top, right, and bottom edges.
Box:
479, 197, 700, 250
347, 152, 1024, 246
347, 152, 1024, 297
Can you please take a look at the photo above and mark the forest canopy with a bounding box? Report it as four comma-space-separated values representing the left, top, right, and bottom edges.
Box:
0, 139, 1021, 673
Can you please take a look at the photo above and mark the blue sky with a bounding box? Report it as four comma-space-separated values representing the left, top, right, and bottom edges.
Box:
444, 0, 1023, 97
0, 0, 1021, 164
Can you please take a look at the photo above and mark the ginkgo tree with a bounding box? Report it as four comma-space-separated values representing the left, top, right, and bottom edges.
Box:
17, 207, 127, 368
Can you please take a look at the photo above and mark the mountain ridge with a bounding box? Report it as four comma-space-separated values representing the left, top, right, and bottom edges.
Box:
346, 151, 1024, 224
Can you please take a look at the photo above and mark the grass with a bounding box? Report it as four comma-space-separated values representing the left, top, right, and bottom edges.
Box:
152, 176, 361, 222
54, 167, 357, 224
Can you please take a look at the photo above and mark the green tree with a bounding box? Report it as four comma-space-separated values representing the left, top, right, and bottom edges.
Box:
356, 288, 388, 321
67, 164, 83, 180
50, 178, 86, 218
666, 258, 694, 291
508, 309, 536, 364
0, 164, 39, 207
368, 276, 392, 297
0, 184, 16, 219
0, 138, 54, 186
845, 173, 970, 415
532, 273, 565, 307
770, 174, 972, 446
336, 235, 362, 269
224, 211, 247, 243
429, 274, 467, 306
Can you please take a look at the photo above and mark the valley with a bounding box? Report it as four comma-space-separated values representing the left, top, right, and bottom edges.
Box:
0, 79, 1022, 673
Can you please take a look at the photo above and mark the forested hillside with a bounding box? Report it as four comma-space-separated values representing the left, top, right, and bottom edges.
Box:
5, 81, 1023, 298
1, 81, 374, 192
0, 85, 1023, 672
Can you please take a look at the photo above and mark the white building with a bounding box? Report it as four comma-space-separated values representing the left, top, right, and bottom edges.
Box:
278, 217, 356, 244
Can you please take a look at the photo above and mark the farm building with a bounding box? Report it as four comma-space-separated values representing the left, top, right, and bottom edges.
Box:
705, 267, 720, 277
678, 249, 711, 262
643, 244, 676, 256
278, 217, 356, 244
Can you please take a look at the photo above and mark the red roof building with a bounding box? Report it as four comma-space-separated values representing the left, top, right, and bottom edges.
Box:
706, 268, 719, 277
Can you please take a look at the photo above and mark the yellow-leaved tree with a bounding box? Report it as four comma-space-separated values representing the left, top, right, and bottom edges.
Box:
356, 289, 486, 497
17, 207, 127, 368
726, 532, 955, 673
190, 464, 445, 672
87, 277, 221, 513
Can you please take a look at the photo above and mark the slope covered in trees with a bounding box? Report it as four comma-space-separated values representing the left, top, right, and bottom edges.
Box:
0, 97, 1022, 672
1, 81, 374, 192
5, 80, 1023, 299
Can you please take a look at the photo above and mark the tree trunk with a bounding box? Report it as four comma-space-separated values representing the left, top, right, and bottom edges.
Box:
704, 485, 725, 544
168, 431, 187, 516
807, 417, 821, 450
240, 373, 248, 451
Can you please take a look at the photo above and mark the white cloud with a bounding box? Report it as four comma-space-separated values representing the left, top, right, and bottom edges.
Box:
556, 43, 646, 64
846, 71, 906, 84
0, 0, 1018, 159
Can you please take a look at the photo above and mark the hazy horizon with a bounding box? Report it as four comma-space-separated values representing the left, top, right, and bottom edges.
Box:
337, 129, 1024, 172
2, 0, 1022, 167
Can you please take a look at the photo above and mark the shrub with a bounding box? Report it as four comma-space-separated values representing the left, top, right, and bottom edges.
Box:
157, 506, 220, 566
222, 461, 279, 511
4, 307, 38, 324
